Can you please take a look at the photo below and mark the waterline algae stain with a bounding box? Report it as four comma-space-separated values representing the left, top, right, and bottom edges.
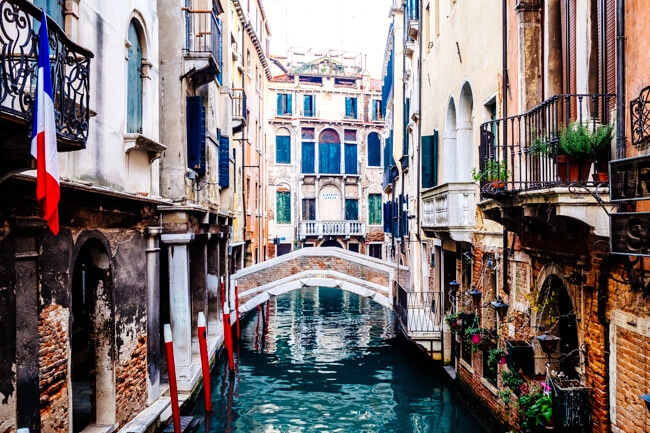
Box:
191, 287, 489, 432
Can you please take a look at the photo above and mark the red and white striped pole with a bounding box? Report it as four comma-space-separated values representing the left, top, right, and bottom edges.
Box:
164, 324, 181, 433
197, 312, 212, 412
221, 276, 234, 371
234, 280, 241, 340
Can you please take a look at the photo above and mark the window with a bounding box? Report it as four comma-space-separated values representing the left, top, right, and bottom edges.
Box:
246, 49, 251, 75
301, 128, 315, 173
368, 194, 382, 225
127, 20, 143, 134
276, 191, 291, 224
367, 132, 381, 167
371, 99, 383, 121
275, 129, 291, 164
302, 198, 315, 220
35, 0, 64, 29
421, 131, 439, 188
318, 129, 340, 174
344, 130, 358, 175
369, 244, 382, 259
345, 199, 358, 220
303, 94, 316, 117
348, 243, 359, 253
278, 243, 292, 256
277, 93, 292, 116
187, 96, 206, 174
345, 97, 357, 119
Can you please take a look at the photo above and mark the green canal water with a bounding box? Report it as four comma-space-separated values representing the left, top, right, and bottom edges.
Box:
190, 286, 490, 433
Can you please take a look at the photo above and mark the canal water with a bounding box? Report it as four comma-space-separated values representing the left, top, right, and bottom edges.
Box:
190, 286, 489, 433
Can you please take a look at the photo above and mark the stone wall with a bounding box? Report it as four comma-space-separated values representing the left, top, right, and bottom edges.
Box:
39, 304, 69, 432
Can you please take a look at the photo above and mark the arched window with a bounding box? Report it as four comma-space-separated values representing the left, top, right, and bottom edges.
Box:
127, 20, 143, 133
367, 132, 381, 167
318, 129, 340, 174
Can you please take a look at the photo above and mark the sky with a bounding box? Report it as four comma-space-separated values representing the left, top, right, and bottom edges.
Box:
264, 0, 394, 78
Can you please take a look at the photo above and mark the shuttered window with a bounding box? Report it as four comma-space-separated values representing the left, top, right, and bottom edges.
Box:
127, 21, 143, 134
368, 132, 381, 167
277, 93, 292, 116
560, 0, 577, 120
368, 194, 382, 225
345, 199, 358, 220
276, 191, 291, 224
35, 0, 64, 29
303, 94, 316, 117
302, 198, 315, 220
276, 134, 291, 164
345, 143, 358, 174
318, 129, 341, 174
383, 201, 392, 233
302, 128, 315, 173
219, 134, 230, 187
421, 131, 439, 188
186, 96, 206, 174
345, 97, 358, 118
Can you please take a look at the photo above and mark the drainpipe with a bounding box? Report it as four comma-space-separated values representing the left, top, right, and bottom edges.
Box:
502, 0, 510, 294
415, 1, 423, 244
615, 0, 625, 159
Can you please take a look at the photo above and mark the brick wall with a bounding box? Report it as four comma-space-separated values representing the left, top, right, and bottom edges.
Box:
115, 334, 148, 427
39, 304, 69, 432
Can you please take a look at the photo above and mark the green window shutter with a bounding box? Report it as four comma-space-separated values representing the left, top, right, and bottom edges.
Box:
368, 194, 382, 225
422, 135, 433, 188
127, 21, 143, 134
345, 199, 358, 220
277, 191, 291, 224
276, 135, 291, 163
432, 130, 439, 186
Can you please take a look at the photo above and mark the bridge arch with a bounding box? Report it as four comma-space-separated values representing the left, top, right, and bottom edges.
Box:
231, 247, 401, 314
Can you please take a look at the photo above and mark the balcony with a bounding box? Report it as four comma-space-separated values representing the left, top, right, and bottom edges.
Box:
421, 182, 477, 243
298, 220, 366, 238
182, 7, 223, 87
232, 87, 247, 133
0, 0, 93, 172
477, 93, 615, 245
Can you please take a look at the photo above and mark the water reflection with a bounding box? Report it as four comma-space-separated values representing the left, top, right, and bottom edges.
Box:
192, 287, 488, 433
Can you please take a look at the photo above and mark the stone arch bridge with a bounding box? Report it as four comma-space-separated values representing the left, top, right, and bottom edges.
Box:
231, 247, 444, 358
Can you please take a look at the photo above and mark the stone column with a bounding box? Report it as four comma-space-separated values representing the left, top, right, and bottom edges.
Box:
146, 226, 162, 404
517, 0, 543, 111
161, 233, 195, 382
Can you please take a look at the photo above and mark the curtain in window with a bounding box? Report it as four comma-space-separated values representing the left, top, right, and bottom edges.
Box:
345, 199, 358, 221
277, 191, 291, 224
301, 142, 315, 173
368, 194, 382, 225
368, 132, 381, 166
276, 135, 291, 163
344, 143, 358, 174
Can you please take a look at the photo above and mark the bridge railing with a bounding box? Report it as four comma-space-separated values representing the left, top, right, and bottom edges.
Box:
394, 290, 443, 335
298, 220, 366, 237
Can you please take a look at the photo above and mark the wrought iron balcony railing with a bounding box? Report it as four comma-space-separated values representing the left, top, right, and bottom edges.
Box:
478, 93, 615, 198
631, 86, 650, 147
299, 220, 366, 238
0, 0, 93, 149
183, 7, 223, 79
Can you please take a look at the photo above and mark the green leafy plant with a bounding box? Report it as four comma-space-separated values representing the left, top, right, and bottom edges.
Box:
498, 389, 513, 412
471, 159, 512, 182
559, 122, 613, 159
463, 324, 482, 345
501, 369, 523, 391
444, 311, 462, 331
529, 135, 554, 157
521, 391, 553, 432
487, 347, 508, 371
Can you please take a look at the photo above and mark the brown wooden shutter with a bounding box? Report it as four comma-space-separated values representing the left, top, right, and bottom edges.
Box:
560, 0, 577, 124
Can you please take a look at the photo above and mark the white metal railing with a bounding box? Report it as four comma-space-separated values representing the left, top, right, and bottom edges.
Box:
299, 220, 366, 237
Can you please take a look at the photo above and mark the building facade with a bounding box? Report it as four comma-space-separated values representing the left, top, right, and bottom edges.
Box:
266, 48, 385, 257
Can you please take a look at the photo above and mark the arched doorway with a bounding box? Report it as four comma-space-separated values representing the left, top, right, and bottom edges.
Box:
536, 275, 580, 379
320, 239, 343, 248
71, 237, 115, 431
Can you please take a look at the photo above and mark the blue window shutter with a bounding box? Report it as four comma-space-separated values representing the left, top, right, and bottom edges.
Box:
35, 0, 64, 29
368, 132, 381, 166
345, 97, 351, 117
186, 96, 206, 174
287, 94, 292, 115
276, 135, 290, 163
345, 199, 358, 220
277, 93, 283, 115
301, 142, 315, 173
422, 135, 433, 188
345, 143, 357, 174
384, 202, 392, 233
319, 143, 340, 174
219, 134, 230, 187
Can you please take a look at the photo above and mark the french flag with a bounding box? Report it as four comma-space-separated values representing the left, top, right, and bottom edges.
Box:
31, 10, 60, 235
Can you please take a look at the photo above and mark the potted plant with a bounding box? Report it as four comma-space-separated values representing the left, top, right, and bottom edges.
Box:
471, 159, 512, 189
529, 135, 554, 157
444, 311, 462, 332
464, 324, 482, 344
487, 347, 508, 370
522, 392, 554, 431
557, 122, 613, 182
